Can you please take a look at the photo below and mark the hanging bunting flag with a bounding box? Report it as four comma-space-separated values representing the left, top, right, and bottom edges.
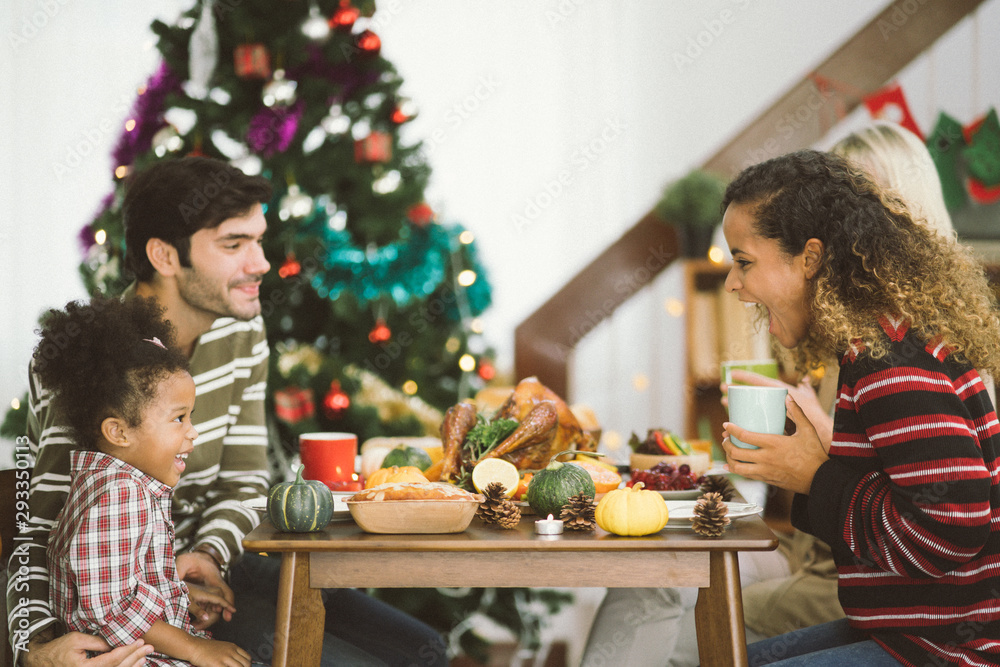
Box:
864, 83, 923, 141
926, 112, 968, 212
962, 108, 1000, 204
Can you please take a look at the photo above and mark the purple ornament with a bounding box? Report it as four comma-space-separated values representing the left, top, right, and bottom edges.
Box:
289, 45, 379, 98
247, 101, 303, 157
110, 62, 183, 171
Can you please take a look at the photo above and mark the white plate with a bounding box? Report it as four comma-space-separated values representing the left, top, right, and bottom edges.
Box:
655, 489, 702, 501
242, 493, 355, 522
665, 500, 763, 523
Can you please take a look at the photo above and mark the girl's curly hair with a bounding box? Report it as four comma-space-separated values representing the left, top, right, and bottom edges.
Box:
32, 296, 190, 450
722, 149, 1000, 377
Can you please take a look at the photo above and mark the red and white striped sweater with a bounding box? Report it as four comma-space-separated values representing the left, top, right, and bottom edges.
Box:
792, 317, 1000, 666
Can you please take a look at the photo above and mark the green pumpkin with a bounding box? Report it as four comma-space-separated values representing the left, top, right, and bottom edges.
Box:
526, 460, 596, 517
267, 465, 334, 532
381, 444, 433, 472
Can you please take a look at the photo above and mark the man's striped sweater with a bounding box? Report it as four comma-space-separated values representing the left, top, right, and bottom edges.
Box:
793, 317, 1000, 666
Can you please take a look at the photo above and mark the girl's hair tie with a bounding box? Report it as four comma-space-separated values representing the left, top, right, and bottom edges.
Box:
143, 337, 167, 350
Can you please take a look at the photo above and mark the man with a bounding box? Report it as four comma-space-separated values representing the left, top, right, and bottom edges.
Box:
7, 157, 447, 666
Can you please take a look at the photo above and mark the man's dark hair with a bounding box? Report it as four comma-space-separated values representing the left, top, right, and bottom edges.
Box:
123, 156, 273, 281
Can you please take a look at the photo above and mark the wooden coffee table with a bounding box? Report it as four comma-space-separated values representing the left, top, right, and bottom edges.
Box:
243, 507, 777, 666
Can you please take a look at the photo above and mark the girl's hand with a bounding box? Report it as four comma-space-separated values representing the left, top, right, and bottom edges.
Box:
188, 638, 251, 667
722, 393, 829, 495
722, 369, 833, 452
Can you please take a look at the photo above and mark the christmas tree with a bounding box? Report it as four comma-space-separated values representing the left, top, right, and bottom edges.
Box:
0, 1, 573, 659
72, 0, 495, 454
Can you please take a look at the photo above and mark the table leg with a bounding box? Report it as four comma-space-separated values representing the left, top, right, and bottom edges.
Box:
273, 551, 324, 667
694, 551, 748, 667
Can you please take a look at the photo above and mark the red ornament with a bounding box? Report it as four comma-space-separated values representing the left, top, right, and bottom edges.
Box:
274, 386, 315, 424
368, 318, 392, 344
406, 202, 435, 228
278, 253, 301, 279
391, 104, 414, 125
322, 381, 351, 420
330, 2, 360, 30
353, 132, 392, 163
356, 30, 381, 55
477, 359, 496, 381
234, 43, 272, 79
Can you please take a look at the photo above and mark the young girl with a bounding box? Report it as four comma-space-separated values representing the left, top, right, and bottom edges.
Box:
721, 150, 1000, 665
34, 296, 252, 667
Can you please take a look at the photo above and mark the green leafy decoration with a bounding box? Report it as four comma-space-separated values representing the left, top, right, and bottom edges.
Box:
464, 414, 519, 460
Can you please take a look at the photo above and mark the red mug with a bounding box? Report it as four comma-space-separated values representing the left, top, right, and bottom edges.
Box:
299, 432, 358, 488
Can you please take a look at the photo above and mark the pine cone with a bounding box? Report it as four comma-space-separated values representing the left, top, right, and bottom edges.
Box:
560, 492, 596, 531
477, 482, 521, 528
692, 491, 731, 537
699, 475, 735, 502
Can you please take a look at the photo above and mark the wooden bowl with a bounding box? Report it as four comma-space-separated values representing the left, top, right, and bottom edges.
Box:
347, 499, 480, 534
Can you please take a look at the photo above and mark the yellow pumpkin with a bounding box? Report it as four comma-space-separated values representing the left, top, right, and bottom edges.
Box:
364, 465, 429, 489
595, 482, 669, 536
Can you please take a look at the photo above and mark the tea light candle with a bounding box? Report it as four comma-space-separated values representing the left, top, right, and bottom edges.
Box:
535, 513, 564, 535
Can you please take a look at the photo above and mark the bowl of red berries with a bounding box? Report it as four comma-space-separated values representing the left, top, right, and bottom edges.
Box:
626, 461, 707, 500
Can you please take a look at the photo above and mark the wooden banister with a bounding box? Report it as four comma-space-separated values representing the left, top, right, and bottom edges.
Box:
515, 0, 987, 393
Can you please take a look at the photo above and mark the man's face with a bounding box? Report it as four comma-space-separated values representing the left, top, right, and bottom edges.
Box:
177, 203, 270, 321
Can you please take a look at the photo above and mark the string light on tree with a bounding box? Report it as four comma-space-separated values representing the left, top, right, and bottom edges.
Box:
402, 380, 418, 395
94, 229, 107, 245
457, 270, 477, 287
458, 354, 476, 372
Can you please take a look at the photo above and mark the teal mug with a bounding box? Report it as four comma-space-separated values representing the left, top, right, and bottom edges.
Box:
727, 385, 787, 449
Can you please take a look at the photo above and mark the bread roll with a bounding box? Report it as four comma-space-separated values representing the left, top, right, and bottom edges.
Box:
349, 482, 484, 502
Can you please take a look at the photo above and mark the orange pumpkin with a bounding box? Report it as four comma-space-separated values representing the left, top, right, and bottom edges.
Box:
364, 465, 429, 489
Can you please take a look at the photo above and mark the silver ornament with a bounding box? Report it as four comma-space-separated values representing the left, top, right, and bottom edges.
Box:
263, 69, 297, 107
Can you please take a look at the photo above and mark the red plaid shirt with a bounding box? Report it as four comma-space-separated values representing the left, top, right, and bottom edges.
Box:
47, 451, 206, 665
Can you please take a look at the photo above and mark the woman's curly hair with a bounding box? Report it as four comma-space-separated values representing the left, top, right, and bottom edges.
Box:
722, 149, 1000, 377
32, 296, 190, 451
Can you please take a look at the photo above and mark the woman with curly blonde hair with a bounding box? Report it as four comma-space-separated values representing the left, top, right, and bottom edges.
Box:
721, 149, 1000, 666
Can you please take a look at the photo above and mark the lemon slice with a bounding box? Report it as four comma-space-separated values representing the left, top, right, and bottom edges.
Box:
471, 458, 519, 497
